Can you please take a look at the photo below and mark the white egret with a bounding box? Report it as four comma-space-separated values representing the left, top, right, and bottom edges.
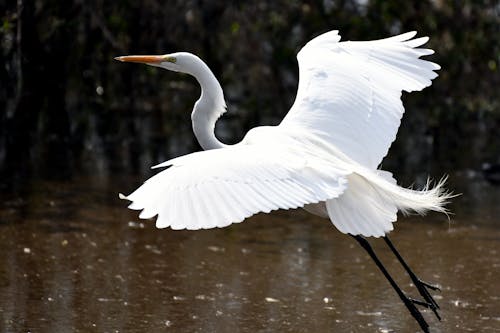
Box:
116, 30, 451, 332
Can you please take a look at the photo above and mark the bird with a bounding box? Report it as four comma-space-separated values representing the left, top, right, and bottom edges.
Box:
115, 30, 452, 332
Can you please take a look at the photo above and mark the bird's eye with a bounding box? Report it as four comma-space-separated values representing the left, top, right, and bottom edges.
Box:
163, 56, 177, 63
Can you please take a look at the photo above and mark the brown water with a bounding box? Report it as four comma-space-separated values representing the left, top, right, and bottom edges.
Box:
0, 174, 499, 332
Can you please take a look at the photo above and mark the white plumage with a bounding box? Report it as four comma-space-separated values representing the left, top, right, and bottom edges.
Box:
127, 142, 349, 229
116, 30, 450, 237
282, 30, 439, 169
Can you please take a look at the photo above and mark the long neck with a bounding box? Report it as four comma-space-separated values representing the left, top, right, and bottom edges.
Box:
188, 58, 228, 150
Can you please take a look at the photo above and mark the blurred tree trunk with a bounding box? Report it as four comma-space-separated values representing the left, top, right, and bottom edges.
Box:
36, 1, 75, 178
3, 0, 75, 180
4, 0, 42, 177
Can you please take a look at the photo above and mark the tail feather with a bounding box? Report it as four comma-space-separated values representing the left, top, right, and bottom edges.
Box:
326, 171, 452, 237
372, 174, 452, 216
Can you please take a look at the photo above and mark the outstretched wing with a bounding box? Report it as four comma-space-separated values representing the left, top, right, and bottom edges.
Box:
122, 144, 348, 230
280, 30, 440, 169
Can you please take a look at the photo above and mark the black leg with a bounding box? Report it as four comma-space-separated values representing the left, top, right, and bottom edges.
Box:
384, 236, 441, 320
351, 235, 430, 333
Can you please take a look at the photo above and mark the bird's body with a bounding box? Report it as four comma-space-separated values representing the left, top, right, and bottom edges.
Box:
116, 30, 451, 332
117, 30, 448, 236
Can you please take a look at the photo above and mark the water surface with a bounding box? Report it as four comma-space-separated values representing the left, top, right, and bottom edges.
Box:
0, 174, 499, 332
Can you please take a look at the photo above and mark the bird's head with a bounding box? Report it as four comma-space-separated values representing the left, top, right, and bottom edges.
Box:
114, 52, 196, 74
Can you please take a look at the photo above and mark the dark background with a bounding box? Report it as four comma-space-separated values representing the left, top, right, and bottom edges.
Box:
1, 0, 498, 186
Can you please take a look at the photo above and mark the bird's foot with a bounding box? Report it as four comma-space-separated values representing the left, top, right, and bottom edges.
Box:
416, 279, 441, 291
401, 295, 431, 333
409, 297, 434, 308
412, 278, 441, 320
383, 236, 441, 321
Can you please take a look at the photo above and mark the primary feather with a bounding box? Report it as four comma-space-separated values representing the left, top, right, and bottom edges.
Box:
281, 30, 440, 169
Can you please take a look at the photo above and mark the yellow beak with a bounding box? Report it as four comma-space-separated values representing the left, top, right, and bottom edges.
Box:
114, 55, 165, 64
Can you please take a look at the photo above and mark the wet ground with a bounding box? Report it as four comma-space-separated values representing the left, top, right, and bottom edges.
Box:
0, 173, 499, 332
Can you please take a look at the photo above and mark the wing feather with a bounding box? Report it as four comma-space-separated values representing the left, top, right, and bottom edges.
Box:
281, 30, 439, 169
189, 189, 216, 229
123, 143, 349, 230
246, 184, 273, 213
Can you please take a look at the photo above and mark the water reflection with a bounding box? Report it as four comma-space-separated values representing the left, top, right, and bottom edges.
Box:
0, 174, 499, 332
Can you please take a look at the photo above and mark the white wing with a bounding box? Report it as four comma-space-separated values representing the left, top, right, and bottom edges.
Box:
122, 143, 348, 230
280, 30, 440, 169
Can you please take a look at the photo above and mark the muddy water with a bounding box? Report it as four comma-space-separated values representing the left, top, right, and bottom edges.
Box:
0, 174, 499, 332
